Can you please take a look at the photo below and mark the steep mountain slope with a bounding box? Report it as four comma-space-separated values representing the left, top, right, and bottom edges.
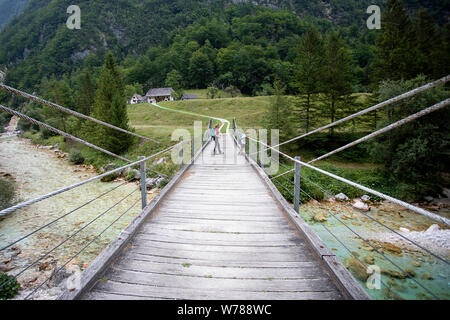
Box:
0, 0, 30, 30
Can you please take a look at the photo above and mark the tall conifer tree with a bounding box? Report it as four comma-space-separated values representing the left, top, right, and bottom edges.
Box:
89, 53, 134, 154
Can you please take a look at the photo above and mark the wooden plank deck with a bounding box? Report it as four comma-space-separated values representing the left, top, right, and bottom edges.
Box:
79, 134, 352, 300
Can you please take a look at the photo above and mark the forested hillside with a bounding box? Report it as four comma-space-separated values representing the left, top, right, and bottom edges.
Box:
0, 0, 447, 91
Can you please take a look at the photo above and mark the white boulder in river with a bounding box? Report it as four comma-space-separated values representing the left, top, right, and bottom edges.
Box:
335, 193, 349, 201
352, 200, 370, 212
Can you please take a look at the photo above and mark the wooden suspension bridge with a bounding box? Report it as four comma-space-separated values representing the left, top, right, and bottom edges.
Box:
59, 133, 369, 300
1, 77, 449, 300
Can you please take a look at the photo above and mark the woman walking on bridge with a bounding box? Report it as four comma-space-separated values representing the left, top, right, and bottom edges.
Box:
213, 124, 223, 155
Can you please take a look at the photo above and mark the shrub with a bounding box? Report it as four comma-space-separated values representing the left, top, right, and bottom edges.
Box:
0, 178, 15, 210
0, 274, 20, 300
69, 149, 85, 165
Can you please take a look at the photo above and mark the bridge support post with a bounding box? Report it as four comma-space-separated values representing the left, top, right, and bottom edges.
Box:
139, 156, 147, 210
191, 139, 195, 164
179, 140, 183, 170
294, 156, 301, 213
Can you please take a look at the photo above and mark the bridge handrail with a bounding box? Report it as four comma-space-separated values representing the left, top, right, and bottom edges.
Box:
251, 74, 450, 157
0, 83, 163, 145
246, 134, 450, 226
233, 125, 445, 299
0, 142, 181, 217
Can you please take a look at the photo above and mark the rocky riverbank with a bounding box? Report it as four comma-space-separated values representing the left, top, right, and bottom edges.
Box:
0, 134, 146, 300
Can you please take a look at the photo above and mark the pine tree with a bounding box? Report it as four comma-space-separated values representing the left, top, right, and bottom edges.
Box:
371, 0, 419, 83
88, 53, 134, 154
76, 72, 96, 116
322, 31, 353, 136
264, 80, 293, 143
293, 27, 324, 133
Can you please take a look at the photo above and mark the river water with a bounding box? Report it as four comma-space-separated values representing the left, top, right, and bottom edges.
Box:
299, 199, 449, 300
0, 131, 143, 299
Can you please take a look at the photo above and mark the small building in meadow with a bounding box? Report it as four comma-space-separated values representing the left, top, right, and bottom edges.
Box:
144, 88, 175, 103
129, 94, 144, 104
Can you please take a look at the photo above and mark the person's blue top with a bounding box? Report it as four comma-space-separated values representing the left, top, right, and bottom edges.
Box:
211, 128, 215, 137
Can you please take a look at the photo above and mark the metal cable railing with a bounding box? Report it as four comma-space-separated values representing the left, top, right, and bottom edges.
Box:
0, 104, 132, 163
249, 135, 450, 226
0, 83, 163, 144
24, 197, 141, 300
0, 186, 140, 293
270, 155, 441, 299
0, 142, 181, 217
268, 146, 449, 265
233, 119, 448, 300
0, 181, 128, 252
0, 135, 206, 299
252, 74, 450, 155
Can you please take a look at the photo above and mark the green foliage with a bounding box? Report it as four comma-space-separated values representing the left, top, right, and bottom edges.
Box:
165, 70, 183, 91
206, 86, 220, 99
263, 80, 294, 142
292, 26, 324, 132
371, 0, 449, 83
0, 274, 20, 300
87, 53, 135, 154
69, 149, 85, 165
367, 75, 450, 196
0, 112, 11, 133
322, 31, 354, 135
0, 178, 15, 210
76, 72, 96, 116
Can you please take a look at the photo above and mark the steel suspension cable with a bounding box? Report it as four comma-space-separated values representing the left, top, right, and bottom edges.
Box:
0, 142, 179, 217
271, 98, 450, 177
25, 197, 141, 300
0, 83, 163, 145
309, 98, 450, 164
0, 181, 128, 252
251, 75, 450, 156
0, 104, 131, 163
0, 187, 140, 291
248, 135, 450, 226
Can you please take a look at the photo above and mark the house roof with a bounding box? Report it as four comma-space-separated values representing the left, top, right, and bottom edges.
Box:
132, 94, 143, 100
146, 88, 174, 97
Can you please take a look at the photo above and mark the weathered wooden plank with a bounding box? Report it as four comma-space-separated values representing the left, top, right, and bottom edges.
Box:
105, 268, 338, 292
141, 222, 293, 234
119, 251, 320, 268
134, 232, 303, 247
148, 218, 291, 230
127, 245, 315, 262
88, 281, 342, 300
155, 212, 285, 222
113, 258, 328, 280
155, 207, 281, 216
131, 236, 306, 254
137, 228, 303, 243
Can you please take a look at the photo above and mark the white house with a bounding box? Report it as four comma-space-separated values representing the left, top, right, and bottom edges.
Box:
129, 94, 144, 104
144, 88, 175, 104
